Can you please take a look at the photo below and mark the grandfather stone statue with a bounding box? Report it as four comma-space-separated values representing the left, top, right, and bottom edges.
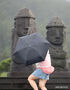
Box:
46, 17, 67, 71
9, 8, 37, 77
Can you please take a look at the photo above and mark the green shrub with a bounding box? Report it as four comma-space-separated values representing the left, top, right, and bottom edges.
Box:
0, 72, 8, 77
0, 58, 11, 73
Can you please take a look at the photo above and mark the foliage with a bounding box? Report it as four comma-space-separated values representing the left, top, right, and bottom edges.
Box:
0, 58, 11, 73
0, 72, 8, 77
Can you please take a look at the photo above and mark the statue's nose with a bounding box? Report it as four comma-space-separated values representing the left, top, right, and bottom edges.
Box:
56, 30, 60, 39
56, 37, 60, 39
24, 27, 29, 30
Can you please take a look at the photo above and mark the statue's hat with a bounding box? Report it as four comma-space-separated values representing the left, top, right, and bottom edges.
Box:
46, 16, 66, 29
14, 8, 35, 20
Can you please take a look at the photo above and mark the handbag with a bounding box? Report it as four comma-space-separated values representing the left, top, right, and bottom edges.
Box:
40, 50, 55, 74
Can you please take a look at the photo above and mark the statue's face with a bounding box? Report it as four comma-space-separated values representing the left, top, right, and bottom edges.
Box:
15, 18, 30, 36
15, 18, 35, 36
47, 27, 64, 45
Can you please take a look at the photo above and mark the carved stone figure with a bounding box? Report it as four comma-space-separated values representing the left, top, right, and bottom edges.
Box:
46, 17, 67, 71
9, 8, 37, 77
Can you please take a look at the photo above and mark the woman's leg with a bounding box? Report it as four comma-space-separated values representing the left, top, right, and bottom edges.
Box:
39, 79, 47, 90
28, 74, 38, 90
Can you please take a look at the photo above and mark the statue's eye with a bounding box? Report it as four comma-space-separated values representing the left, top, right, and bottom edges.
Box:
47, 30, 56, 36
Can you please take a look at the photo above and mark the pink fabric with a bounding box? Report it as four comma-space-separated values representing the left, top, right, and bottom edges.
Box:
36, 50, 55, 74
36, 50, 51, 68
41, 66, 54, 74
40, 51, 51, 67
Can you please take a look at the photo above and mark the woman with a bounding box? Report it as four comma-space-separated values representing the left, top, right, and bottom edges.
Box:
28, 50, 51, 90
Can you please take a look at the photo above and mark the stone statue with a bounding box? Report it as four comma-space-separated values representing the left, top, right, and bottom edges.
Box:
46, 17, 67, 71
9, 8, 37, 77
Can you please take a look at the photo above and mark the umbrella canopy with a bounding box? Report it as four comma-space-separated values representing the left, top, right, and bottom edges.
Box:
13, 33, 50, 66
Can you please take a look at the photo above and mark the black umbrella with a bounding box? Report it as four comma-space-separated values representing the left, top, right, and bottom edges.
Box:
13, 33, 50, 66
